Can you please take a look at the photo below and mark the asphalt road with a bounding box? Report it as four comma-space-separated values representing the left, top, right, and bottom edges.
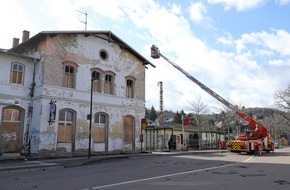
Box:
0, 148, 290, 190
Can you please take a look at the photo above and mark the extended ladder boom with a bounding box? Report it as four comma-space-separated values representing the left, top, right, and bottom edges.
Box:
150, 45, 270, 140
150, 45, 237, 111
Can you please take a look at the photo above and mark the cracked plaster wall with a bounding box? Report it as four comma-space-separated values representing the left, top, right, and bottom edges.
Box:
31, 33, 146, 154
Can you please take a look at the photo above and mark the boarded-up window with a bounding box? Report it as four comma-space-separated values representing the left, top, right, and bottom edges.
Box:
126, 78, 135, 98
94, 127, 105, 143
58, 110, 74, 142
93, 113, 106, 143
124, 116, 134, 144
104, 74, 114, 95
57, 125, 73, 142
11, 63, 24, 84
2, 108, 20, 122
92, 71, 102, 93
64, 65, 76, 88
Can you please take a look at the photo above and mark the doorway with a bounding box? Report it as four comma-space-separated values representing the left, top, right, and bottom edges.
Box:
0, 107, 23, 154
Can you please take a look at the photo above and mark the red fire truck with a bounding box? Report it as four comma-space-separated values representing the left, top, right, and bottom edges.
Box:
150, 45, 275, 155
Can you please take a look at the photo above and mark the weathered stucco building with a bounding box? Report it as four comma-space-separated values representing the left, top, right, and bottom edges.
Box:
0, 30, 155, 157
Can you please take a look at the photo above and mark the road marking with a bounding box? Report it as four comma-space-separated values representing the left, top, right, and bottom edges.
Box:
242, 155, 254, 163
80, 156, 254, 190
83, 162, 239, 189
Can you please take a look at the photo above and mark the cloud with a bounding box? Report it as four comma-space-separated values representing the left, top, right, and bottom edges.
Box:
0, 1, 40, 48
207, 0, 266, 11
40, 0, 80, 29
216, 33, 234, 46
269, 59, 285, 66
230, 30, 290, 107
73, 0, 125, 21
189, 2, 207, 23
275, 0, 290, 5
188, 2, 214, 28
1, 0, 290, 113
114, 1, 290, 112
235, 30, 290, 56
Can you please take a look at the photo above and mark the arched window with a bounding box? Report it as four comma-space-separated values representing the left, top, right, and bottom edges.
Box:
104, 72, 115, 95
91, 69, 103, 93
63, 61, 78, 88
93, 113, 107, 143
11, 63, 24, 84
126, 76, 136, 98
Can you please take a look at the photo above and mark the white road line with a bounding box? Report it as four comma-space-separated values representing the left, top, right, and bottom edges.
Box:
87, 163, 236, 189
242, 155, 254, 163
81, 156, 254, 190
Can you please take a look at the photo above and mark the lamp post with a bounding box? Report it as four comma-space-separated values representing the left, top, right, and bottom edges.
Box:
88, 71, 98, 159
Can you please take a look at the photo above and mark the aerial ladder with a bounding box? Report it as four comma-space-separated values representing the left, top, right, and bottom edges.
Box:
150, 45, 275, 154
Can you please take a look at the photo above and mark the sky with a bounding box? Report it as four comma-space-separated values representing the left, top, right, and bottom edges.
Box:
1, 0, 290, 114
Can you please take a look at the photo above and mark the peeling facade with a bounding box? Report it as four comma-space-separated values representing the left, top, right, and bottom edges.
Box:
0, 31, 155, 157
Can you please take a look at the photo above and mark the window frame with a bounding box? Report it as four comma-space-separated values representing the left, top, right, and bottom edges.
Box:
125, 76, 136, 98
2, 107, 21, 122
99, 49, 109, 61
63, 61, 78, 89
91, 68, 104, 93
10, 62, 24, 85
57, 109, 75, 143
93, 113, 108, 143
104, 71, 116, 95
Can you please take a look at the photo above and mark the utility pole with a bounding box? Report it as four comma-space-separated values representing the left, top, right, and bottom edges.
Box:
157, 81, 163, 126
157, 81, 165, 150
76, 10, 88, 30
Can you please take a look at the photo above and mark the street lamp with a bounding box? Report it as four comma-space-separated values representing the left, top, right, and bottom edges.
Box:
88, 71, 99, 159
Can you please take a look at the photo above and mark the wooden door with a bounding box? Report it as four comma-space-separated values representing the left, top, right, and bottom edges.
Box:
124, 116, 134, 151
0, 107, 22, 153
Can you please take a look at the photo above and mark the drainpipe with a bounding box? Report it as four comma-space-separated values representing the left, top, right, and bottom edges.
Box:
29, 58, 37, 97
22, 58, 38, 157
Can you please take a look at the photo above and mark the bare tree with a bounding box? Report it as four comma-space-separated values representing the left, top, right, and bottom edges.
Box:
274, 84, 290, 122
188, 97, 208, 150
214, 102, 242, 140
275, 84, 290, 111
263, 112, 289, 141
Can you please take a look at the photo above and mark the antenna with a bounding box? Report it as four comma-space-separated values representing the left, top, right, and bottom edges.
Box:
76, 10, 87, 30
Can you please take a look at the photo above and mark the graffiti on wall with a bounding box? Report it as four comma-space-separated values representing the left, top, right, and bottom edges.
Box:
30, 128, 40, 145
39, 132, 56, 151
2, 132, 17, 142
75, 139, 89, 150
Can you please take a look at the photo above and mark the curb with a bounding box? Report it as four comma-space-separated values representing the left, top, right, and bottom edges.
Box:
0, 163, 63, 173
0, 150, 222, 173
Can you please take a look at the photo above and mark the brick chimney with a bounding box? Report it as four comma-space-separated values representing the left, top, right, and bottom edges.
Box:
22, 30, 30, 43
12, 38, 20, 48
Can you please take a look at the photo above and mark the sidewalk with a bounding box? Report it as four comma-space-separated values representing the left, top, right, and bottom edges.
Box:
0, 149, 222, 173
